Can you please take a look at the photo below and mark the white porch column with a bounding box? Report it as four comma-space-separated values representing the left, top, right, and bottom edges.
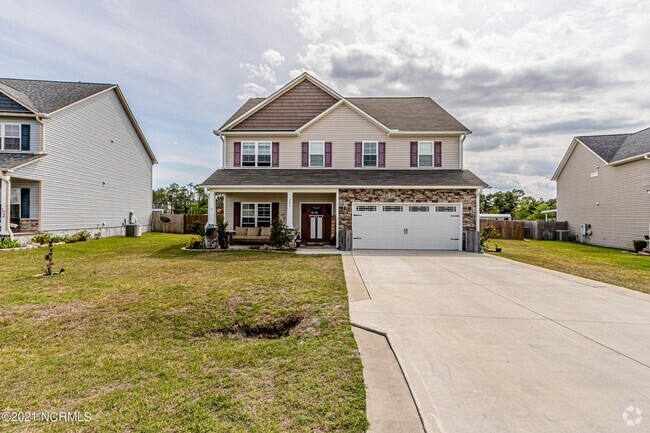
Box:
286, 191, 294, 228
0, 175, 10, 236
207, 190, 216, 225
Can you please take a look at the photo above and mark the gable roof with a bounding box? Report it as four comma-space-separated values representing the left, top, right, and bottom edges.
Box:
552, 126, 650, 180
0, 152, 46, 171
347, 97, 469, 132
0, 78, 114, 114
0, 78, 157, 164
218, 73, 469, 134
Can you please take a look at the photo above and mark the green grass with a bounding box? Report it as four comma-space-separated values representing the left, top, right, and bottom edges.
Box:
489, 239, 650, 294
0, 233, 368, 432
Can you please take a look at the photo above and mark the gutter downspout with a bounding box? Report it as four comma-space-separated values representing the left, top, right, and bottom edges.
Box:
460, 132, 471, 170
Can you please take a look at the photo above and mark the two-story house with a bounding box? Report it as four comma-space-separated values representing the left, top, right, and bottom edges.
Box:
202, 73, 488, 251
0, 78, 157, 241
552, 127, 650, 249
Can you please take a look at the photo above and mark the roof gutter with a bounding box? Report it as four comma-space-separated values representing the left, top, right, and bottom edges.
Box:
387, 130, 470, 136
608, 152, 650, 166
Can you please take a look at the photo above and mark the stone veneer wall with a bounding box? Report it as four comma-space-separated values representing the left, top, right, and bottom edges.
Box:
338, 188, 478, 231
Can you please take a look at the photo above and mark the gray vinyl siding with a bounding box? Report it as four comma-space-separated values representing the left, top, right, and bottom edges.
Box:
13, 89, 153, 232
556, 143, 650, 249
224, 104, 461, 170
0, 117, 40, 151
10, 179, 39, 218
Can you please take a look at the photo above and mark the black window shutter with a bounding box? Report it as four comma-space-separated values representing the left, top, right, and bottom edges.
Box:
21, 125, 30, 151
20, 188, 30, 218
233, 202, 241, 227
272, 202, 280, 221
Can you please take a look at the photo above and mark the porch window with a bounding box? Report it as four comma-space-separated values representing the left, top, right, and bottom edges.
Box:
10, 188, 20, 219
2, 124, 20, 151
363, 141, 377, 167
241, 203, 272, 227
309, 141, 324, 167
241, 141, 271, 167
418, 141, 433, 167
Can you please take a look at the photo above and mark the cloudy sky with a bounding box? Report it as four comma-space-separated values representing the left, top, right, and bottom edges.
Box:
1, 0, 648, 198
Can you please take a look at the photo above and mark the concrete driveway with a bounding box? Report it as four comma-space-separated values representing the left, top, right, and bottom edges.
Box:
349, 251, 650, 433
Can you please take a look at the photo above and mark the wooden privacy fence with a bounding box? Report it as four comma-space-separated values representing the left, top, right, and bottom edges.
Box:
480, 220, 568, 240
151, 213, 208, 234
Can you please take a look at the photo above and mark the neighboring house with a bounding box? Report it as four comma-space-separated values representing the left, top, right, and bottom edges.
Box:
0, 78, 157, 240
552, 127, 650, 249
202, 73, 488, 251
480, 213, 512, 221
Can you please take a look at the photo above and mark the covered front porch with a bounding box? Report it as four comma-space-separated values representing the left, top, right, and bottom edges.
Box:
1, 174, 41, 237
207, 188, 339, 248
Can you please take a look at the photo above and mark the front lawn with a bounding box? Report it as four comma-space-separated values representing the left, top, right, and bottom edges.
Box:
488, 239, 650, 294
0, 233, 368, 432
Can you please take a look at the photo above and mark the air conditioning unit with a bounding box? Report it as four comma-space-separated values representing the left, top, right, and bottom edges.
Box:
556, 230, 569, 241
125, 224, 141, 237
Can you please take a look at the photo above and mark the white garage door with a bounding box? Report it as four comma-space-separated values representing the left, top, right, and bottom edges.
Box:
352, 202, 462, 250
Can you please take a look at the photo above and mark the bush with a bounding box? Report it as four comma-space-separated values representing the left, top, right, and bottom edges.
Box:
480, 225, 500, 247
65, 231, 90, 243
632, 240, 648, 252
0, 237, 22, 249
186, 221, 203, 235
270, 217, 292, 249
185, 237, 203, 250
31, 233, 52, 245
216, 214, 229, 250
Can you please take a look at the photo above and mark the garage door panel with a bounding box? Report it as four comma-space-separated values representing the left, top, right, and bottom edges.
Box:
352, 202, 461, 251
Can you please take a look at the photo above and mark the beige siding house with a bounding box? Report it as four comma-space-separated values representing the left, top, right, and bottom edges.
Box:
202, 73, 488, 251
552, 128, 650, 249
0, 78, 157, 241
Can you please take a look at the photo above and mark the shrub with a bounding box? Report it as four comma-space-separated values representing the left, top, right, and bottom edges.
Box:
216, 214, 229, 250
0, 237, 22, 249
65, 231, 90, 243
31, 233, 52, 245
186, 221, 203, 235
185, 237, 202, 250
632, 240, 648, 253
51, 235, 67, 244
480, 225, 500, 247
270, 217, 292, 249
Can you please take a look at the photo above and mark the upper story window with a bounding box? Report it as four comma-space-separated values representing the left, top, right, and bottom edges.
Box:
418, 141, 442, 167
363, 141, 377, 167
309, 141, 324, 167
242, 141, 271, 167
1, 124, 21, 151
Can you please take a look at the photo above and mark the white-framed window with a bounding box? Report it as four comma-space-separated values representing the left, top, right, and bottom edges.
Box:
241, 203, 272, 227
10, 188, 20, 219
363, 141, 377, 167
309, 141, 325, 167
1, 124, 21, 151
418, 141, 433, 167
241, 141, 271, 167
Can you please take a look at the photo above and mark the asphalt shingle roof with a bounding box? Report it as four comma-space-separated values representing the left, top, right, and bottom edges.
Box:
577, 127, 650, 163
0, 152, 45, 170
0, 78, 114, 114
201, 169, 488, 188
220, 97, 469, 133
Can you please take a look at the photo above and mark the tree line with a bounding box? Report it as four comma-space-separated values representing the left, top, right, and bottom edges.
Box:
480, 189, 556, 220
153, 183, 222, 214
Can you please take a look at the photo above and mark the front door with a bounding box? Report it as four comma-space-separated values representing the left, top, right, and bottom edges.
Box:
301, 204, 332, 245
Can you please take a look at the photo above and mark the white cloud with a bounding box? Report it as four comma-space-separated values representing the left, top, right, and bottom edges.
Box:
237, 82, 269, 101
280, 0, 650, 198
262, 49, 285, 66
